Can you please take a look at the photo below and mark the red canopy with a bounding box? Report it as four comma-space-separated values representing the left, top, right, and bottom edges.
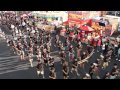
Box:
80, 25, 94, 32
80, 19, 92, 25
63, 19, 92, 25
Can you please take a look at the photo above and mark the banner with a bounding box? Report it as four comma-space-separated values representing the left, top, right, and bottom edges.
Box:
68, 13, 82, 20
68, 11, 101, 20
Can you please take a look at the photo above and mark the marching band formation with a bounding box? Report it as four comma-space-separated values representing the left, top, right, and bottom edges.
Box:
0, 11, 119, 79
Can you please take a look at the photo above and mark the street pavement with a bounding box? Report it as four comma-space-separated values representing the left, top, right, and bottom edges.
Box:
0, 25, 119, 79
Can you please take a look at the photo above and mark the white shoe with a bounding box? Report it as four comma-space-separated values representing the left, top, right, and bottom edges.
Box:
119, 60, 120, 61
116, 59, 118, 60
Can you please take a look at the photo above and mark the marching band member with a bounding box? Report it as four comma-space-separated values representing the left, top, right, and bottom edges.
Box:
36, 61, 45, 78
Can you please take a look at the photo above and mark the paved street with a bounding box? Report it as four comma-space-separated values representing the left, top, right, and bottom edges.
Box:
0, 25, 119, 79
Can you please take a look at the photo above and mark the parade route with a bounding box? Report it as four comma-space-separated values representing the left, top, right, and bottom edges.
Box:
0, 11, 119, 79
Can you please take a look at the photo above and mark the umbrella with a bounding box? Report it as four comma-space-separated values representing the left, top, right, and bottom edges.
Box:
80, 25, 94, 32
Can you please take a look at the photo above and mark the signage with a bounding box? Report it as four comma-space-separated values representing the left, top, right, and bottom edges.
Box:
68, 11, 101, 20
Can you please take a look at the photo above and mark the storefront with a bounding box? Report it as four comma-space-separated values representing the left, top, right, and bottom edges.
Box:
103, 15, 120, 32
31, 11, 68, 23
65, 11, 101, 27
